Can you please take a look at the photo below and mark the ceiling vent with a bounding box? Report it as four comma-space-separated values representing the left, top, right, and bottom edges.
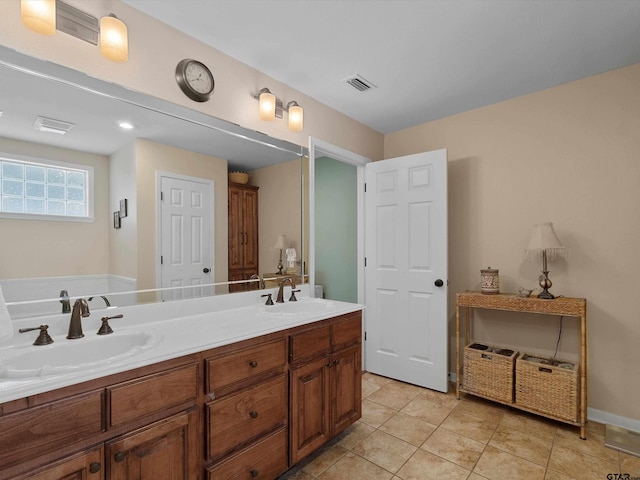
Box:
343, 74, 377, 92
33, 116, 75, 135
56, 0, 99, 45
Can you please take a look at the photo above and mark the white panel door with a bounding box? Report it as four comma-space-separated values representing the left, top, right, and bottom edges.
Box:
364, 149, 448, 392
160, 175, 213, 301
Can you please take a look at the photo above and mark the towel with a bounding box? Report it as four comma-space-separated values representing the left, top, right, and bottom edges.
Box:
0, 285, 13, 342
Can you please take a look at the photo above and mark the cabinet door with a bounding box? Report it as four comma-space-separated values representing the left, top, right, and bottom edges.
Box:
330, 345, 362, 436
228, 186, 244, 271
241, 188, 259, 271
106, 410, 197, 480
289, 357, 330, 465
14, 446, 104, 480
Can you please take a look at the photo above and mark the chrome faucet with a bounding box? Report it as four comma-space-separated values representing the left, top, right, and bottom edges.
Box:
88, 295, 111, 307
67, 298, 90, 339
59, 289, 70, 314
249, 273, 265, 289
275, 277, 296, 303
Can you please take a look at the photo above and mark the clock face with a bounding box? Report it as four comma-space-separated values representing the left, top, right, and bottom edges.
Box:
176, 59, 214, 102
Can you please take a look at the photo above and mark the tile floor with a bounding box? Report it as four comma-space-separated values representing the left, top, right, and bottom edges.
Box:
279, 373, 640, 480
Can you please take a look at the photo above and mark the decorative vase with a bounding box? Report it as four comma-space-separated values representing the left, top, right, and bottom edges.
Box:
481, 267, 499, 294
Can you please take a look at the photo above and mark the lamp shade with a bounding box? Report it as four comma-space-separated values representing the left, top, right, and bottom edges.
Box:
21, 0, 56, 35
288, 102, 303, 131
100, 14, 128, 62
525, 222, 568, 261
259, 89, 276, 121
273, 234, 287, 250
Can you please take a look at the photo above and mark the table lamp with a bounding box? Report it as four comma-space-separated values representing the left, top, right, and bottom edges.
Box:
274, 234, 287, 275
525, 222, 568, 299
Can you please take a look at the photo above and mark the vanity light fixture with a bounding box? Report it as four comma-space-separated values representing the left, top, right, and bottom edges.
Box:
258, 88, 276, 121
21, 0, 56, 36
256, 88, 304, 131
100, 14, 128, 62
287, 101, 304, 132
20, 0, 128, 63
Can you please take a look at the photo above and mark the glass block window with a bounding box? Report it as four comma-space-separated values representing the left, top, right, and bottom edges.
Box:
0, 156, 91, 219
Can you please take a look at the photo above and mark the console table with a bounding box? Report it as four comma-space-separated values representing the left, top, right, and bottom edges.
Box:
455, 292, 587, 439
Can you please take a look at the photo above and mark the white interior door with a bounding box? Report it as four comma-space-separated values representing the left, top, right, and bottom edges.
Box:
159, 174, 213, 301
364, 149, 448, 392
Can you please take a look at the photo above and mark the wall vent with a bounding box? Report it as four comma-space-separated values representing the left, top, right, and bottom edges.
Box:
56, 0, 99, 45
343, 74, 377, 92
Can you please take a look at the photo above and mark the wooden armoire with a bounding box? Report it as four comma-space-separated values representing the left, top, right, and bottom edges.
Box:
228, 182, 259, 292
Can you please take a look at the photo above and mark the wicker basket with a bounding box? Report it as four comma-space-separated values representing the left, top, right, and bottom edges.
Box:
515, 353, 579, 422
228, 171, 249, 184
463, 343, 518, 403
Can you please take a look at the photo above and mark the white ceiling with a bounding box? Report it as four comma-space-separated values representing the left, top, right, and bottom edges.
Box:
123, 0, 640, 134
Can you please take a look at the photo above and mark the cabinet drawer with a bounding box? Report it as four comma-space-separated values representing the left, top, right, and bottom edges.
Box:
206, 374, 287, 461
206, 427, 287, 480
108, 363, 198, 428
0, 390, 103, 469
333, 313, 362, 351
289, 325, 331, 365
206, 338, 286, 394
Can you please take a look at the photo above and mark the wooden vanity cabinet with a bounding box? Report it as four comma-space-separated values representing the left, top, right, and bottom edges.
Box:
12, 446, 104, 480
204, 337, 288, 478
288, 312, 362, 465
228, 182, 259, 292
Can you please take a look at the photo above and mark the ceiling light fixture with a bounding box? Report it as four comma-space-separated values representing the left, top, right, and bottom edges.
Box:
118, 121, 134, 130
255, 88, 304, 131
21, 0, 56, 36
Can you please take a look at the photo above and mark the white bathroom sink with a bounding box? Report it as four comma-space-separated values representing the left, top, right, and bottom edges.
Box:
258, 298, 337, 317
0, 331, 161, 379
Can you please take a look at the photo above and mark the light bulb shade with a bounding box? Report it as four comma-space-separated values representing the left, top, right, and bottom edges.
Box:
288, 103, 304, 131
525, 222, 568, 261
21, 0, 56, 35
259, 89, 276, 121
273, 234, 287, 250
100, 15, 128, 62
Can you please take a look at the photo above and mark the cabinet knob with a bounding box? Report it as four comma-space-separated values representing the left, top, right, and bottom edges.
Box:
114, 451, 126, 463
250, 410, 259, 419
333, 359, 340, 365
89, 462, 101, 474
250, 469, 259, 478
249, 360, 258, 368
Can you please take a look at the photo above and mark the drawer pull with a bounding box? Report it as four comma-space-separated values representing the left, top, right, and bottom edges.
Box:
114, 451, 126, 463
89, 462, 101, 474
250, 469, 259, 478
249, 360, 258, 368
249, 410, 259, 419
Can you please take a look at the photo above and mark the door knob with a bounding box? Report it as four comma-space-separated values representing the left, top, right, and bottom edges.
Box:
434, 279, 444, 287
203, 267, 210, 273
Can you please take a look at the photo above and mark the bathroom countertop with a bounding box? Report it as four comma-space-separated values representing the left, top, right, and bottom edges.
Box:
0, 288, 364, 404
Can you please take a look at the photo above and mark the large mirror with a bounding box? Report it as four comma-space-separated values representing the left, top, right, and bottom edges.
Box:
0, 47, 309, 318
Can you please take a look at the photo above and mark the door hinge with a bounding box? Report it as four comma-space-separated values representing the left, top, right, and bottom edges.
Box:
160, 191, 164, 201
364, 257, 367, 267
364, 331, 367, 341
364, 183, 367, 193
160, 256, 163, 265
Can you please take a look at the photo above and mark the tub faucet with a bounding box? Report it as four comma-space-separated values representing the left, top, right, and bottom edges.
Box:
249, 274, 265, 289
88, 295, 111, 308
275, 277, 296, 303
59, 290, 70, 314
67, 298, 90, 339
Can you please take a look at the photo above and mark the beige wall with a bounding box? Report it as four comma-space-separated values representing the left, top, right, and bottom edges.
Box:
134, 139, 228, 290
0, 0, 383, 161
0, 136, 109, 278
250, 159, 303, 277
384, 63, 640, 420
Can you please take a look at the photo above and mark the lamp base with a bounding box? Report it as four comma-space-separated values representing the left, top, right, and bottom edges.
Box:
537, 290, 555, 300
276, 260, 284, 275
537, 270, 555, 300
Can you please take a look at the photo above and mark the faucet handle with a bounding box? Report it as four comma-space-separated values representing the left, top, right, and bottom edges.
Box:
261, 293, 274, 306
19, 324, 54, 346
289, 289, 301, 302
97, 314, 124, 335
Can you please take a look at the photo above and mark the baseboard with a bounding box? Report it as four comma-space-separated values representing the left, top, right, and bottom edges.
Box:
588, 408, 640, 433
448, 371, 640, 433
